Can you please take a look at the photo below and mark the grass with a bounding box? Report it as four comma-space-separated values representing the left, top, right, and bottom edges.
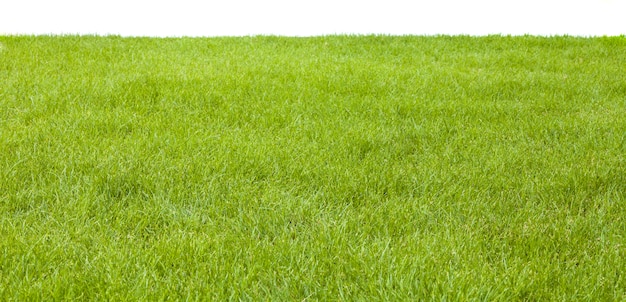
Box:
0, 34, 625, 300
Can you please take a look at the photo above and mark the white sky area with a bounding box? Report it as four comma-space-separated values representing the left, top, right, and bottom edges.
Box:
1, 0, 625, 37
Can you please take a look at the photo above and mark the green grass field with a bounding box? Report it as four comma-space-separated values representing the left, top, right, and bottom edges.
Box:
1, 35, 625, 300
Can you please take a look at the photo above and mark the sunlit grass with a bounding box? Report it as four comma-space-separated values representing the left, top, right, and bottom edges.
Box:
0, 34, 625, 300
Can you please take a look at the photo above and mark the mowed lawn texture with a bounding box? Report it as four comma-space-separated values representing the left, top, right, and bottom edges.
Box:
0, 35, 625, 300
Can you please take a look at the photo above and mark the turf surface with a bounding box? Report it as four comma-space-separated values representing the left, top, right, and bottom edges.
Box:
1, 35, 625, 300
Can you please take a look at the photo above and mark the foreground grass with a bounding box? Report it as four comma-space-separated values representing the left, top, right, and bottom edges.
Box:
0, 35, 625, 300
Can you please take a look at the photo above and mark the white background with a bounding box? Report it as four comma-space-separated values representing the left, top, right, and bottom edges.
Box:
1, 0, 625, 36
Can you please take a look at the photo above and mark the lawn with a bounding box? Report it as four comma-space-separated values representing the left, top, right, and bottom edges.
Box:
0, 35, 625, 300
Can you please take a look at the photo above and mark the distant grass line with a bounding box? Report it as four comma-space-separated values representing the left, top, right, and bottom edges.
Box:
0, 35, 625, 300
